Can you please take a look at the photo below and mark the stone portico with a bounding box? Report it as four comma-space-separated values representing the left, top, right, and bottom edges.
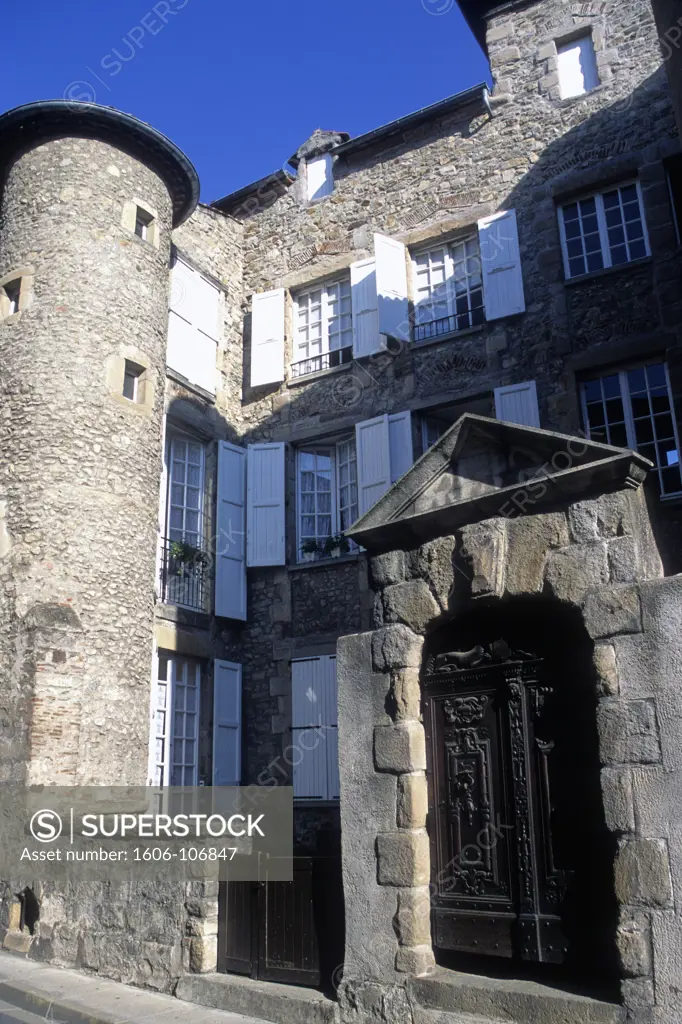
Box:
337, 415, 681, 1024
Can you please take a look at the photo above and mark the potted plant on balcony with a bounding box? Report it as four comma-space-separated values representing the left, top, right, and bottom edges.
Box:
300, 539, 322, 562
323, 533, 351, 559
169, 540, 209, 578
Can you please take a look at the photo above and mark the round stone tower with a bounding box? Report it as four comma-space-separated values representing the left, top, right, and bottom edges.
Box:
0, 101, 199, 786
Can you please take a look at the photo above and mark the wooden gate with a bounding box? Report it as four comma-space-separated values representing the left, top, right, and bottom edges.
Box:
423, 641, 574, 964
218, 855, 344, 988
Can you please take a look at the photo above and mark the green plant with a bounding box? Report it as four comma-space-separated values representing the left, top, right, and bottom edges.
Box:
301, 539, 323, 556
323, 533, 351, 557
169, 540, 209, 576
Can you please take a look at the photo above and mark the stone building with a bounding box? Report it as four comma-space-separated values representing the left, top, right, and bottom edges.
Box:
1, 0, 682, 1022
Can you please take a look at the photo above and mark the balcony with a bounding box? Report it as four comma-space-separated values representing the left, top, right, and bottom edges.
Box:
290, 346, 353, 380
413, 306, 485, 343
158, 536, 211, 613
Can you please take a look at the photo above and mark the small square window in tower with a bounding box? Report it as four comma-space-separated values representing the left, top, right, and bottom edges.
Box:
557, 33, 599, 99
122, 360, 145, 402
134, 206, 155, 242
2, 279, 21, 317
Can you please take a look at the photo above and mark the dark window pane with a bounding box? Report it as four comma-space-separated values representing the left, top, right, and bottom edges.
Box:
635, 418, 654, 444
590, 427, 608, 443
584, 379, 602, 403
661, 465, 682, 494
587, 251, 604, 272
622, 200, 641, 221
620, 185, 638, 204
563, 203, 579, 221
588, 403, 606, 427
605, 207, 623, 228
581, 197, 597, 214
608, 226, 625, 247
646, 364, 666, 388
627, 368, 647, 393
602, 191, 619, 208
629, 240, 647, 260
625, 221, 644, 242
639, 443, 657, 465
569, 257, 585, 277
582, 215, 599, 235
603, 375, 621, 399
605, 398, 624, 422
564, 218, 581, 238
567, 238, 584, 259
650, 389, 671, 414
631, 396, 651, 418
609, 423, 628, 447
471, 305, 485, 326
655, 413, 674, 439
611, 246, 628, 265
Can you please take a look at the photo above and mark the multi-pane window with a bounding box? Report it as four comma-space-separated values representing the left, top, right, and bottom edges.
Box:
559, 182, 649, 279
149, 653, 201, 786
293, 278, 353, 377
420, 415, 447, 454
581, 362, 682, 496
412, 236, 484, 342
297, 439, 358, 559
167, 436, 204, 547
161, 436, 208, 610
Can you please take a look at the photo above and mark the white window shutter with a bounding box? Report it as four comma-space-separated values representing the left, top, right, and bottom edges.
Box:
194, 272, 221, 342
494, 380, 540, 427
170, 257, 196, 319
477, 209, 526, 322
558, 36, 599, 99
351, 258, 382, 357
215, 442, 247, 620
166, 310, 195, 382
292, 656, 338, 800
251, 289, 285, 388
356, 415, 391, 516
167, 258, 218, 395
375, 233, 410, 342
246, 442, 286, 566
213, 660, 242, 786
388, 410, 413, 483
307, 154, 334, 201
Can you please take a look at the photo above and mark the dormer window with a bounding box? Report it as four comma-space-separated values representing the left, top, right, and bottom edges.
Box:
306, 154, 334, 201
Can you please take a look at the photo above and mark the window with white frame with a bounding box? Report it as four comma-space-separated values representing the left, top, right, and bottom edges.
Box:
557, 33, 600, 100
558, 182, 649, 279
161, 435, 208, 610
581, 362, 682, 496
412, 236, 484, 342
297, 439, 358, 560
149, 653, 201, 786
420, 415, 448, 454
292, 277, 353, 378
292, 655, 339, 801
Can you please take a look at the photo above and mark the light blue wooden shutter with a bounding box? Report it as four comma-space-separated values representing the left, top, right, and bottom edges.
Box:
494, 380, 540, 427
246, 442, 286, 566
375, 233, 410, 342
351, 258, 381, 357
355, 415, 391, 516
292, 656, 338, 800
251, 289, 285, 387
213, 660, 242, 786
388, 410, 413, 483
477, 209, 526, 322
215, 442, 247, 620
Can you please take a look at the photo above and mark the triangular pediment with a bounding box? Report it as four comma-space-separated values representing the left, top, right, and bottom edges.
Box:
347, 414, 650, 552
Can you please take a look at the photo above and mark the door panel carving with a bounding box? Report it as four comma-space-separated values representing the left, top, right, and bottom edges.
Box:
424, 643, 571, 963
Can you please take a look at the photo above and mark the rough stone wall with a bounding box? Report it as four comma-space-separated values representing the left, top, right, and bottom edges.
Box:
337, 483, 682, 1024
0, 136, 213, 991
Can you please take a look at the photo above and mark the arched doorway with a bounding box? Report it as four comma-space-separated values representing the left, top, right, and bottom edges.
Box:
422, 597, 618, 984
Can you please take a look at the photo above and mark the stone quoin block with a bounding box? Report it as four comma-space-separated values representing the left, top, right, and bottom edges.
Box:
376, 831, 430, 887
616, 908, 652, 978
397, 773, 428, 829
544, 541, 609, 606
371, 624, 424, 672
375, 722, 427, 774
601, 767, 636, 834
394, 944, 436, 976
389, 667, 421, 722
597, 699, 661, 765
504, 512, 568, 595
382, 580, 440, 634
582, 586, 642, 639
593, 642, 619, 697
614, 839, 673, 908
370, 550, 406, 588
394, 887, 432, 947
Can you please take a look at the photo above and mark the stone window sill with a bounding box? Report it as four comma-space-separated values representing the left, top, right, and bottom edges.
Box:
155, 602, 211, 630
288, 552, 362, 573
555, 84, 608, 109
564, 257, 652, 287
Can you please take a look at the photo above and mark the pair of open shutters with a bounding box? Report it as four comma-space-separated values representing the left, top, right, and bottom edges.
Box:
215, 411, 414, 621
250, 211, 526, 387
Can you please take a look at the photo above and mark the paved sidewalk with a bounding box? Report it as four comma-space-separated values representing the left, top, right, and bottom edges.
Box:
0, 953, 274, 1024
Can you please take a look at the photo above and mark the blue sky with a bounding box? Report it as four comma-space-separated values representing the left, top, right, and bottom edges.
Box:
1, 0, 490, 203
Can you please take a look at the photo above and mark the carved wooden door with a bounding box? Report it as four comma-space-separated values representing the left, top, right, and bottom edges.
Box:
423, 643, 571, 964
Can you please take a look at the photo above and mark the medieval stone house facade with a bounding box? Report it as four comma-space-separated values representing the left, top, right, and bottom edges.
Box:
1, 1, 682, 1022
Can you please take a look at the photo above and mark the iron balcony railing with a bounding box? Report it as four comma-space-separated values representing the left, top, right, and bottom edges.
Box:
290, 346, 353, 380
158, 536, 211, 613
413, 308, 485, 343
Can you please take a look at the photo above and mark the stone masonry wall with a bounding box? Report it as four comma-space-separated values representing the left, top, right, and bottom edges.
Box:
337, 484, 682, 1024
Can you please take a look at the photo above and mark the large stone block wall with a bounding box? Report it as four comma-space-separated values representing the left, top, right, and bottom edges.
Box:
337, 486, 682, 1023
